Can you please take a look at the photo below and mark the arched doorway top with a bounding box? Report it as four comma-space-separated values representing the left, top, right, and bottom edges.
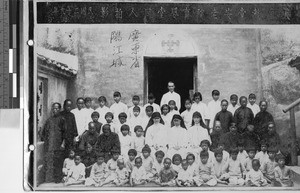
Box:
143, 30, 198, 57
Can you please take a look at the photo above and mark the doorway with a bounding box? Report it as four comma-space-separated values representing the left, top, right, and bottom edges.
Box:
144, 57, 197, 112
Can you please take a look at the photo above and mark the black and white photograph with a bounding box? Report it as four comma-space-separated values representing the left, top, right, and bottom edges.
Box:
29, 0, 300, 190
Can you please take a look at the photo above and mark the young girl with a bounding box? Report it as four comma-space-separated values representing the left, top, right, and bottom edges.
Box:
113, 159, 130, 186
144, 112, 168, 157
200, 140, 215, 164
101, 112, 116, 134
156, 158, 177, 187
261, 147, 278, 184
172, 154, 182, 174
244, 147, 257, 172
62, 150, 75, 181
85, 153, 108, 186
181, 99, 194, 128
237, 140, 248, 164
128, 106, 143, 134
228, 148, 246, 186
100, 148, 120, 186
132, 125, 145, 156
118, 124, 133, 159
130, 157, 147, 186
186, 153, 198, 177
81, 143, 97, 178
161, 104, 171, 128
64, 155, 85, 186
194, 151, 217, 187
245, 159, 268, 187
95, 96, 110, 124
167, 114, 188, 158
213, 149, 229, 185
126, 149, 137, 173
168, 100, 180, 119
274, 154, 294, 187
141, 145, 155, 180
152, 150, 165, 179
191, 92, 209, 127
176, 159, 193, 187
187, 111, 211, 163
109, 91, 128, 124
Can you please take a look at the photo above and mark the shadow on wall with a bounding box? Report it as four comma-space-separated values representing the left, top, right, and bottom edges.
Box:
262, 57, 300, 163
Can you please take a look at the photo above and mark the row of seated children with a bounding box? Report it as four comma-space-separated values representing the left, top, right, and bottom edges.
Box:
62, 141, 294, 187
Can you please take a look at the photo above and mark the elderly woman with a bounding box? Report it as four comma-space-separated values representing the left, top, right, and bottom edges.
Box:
96, 124, 120, 162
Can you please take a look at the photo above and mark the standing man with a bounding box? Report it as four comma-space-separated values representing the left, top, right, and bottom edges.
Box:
160, 81, 181, 111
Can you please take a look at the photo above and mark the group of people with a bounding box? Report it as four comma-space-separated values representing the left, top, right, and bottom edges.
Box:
41, 81, 293, 187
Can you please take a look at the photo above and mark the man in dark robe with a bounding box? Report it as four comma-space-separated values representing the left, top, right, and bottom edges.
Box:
59, 99, 78, 156
96, 124, 121, 162
220, 125, 240, 152
79, 122, 99, 152
234, 96, 254, 134
42, 102, 66, 183
262, 122, 281, 150
214, 99, 234, 133
253, 100, 274, 139
241, 124, 260, 151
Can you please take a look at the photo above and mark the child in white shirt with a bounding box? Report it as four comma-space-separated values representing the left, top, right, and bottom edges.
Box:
152, 150, 165, 179
181, 99, 194, 128
113, 159, 130, 186
118, 124, 133, 160
85, 153, 108, 186
95, 96, 110, 124
176, 159, 193, 187
128, 95, 144, 119
161, 104, 171, 127
172, 154, 182, 174
62, 150, 75, 180
245, 159, 268, 187
191, 92, 209, 127
130, 157, 147, 186
126, 149, 137, 173
128, 106, 143, 135
132, 125, 145, 156
64, 155, 85, 186
110, 91, 128, 124
144, 93, 161, 113
207, 90, 221, 129
227, 94, 240, 115
247, 93, 260, 117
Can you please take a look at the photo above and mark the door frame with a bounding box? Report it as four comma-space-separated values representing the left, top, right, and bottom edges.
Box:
143, 56, 198, 105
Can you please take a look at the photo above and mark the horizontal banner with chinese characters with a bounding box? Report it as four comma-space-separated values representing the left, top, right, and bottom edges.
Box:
37, 2, 300, 24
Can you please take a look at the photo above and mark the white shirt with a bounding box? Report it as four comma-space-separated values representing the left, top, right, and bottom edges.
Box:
207, 100, 221, 128
145, 123, 168, 148
95, 106, 110, 124
144, 103, 161, 113
181, 109, 194, 128
160, 91, 181, 111
168, 126, 188, 149
85, 108, 95, 120
191, 102, 209, 120
71, 108, 90, 137
68, 163, 86, 180
128, 116, 144, 134
228, 104, 240, 115
118, 133, 133, 156
161, 114, 172, 128
255, 151, 269, 165
187, 124, 211, 148
247, 103, 260, 117
128, 105, 144, 119
109, 102, 128, 123
168, 109, 180, 121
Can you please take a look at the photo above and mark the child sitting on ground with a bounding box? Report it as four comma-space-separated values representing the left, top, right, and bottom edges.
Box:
130, 157, 147, 186
228, 148, 246, 186
172, 154, 183, 174
244, 147, 257, 172
113, 159, 130, 186
156, 158, 177, 187
176, 159, 193, 187
216, 143, 230, 163
245, 159, 268, 187
274, 154, 294, 187
62, 150, 75, 181
100, 148, 120, 186
64, 155, 85, 186
200, 140, 215, 163
152, 150, 165, 179
255, 141, 269, 165
186, 153, 198, 176
261, 147, 278, 185
141, 145, 155, 181
126, 149, 137, 173
194, 151, 217, 187
85, 153, 108, 186
213, 149, 229, 185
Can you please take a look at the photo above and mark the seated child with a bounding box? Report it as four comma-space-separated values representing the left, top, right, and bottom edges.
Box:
113, 159, 130, 186
132, 125, 145, 156
244, 147, 256, 172
161, 104, 171, 127
213, 149, 229, 185
254, 141, 269, 165
100, 148, 120, 186
274, 154, 294, 187
62, 150, 75, 180
216, 143, 230, 163
128, 106, 143, 134
261, 147, 278, 184
141, 145, 155, 180
237, 140, 248, 164
181, 99, 194, 128
176, 159, 193, 187
85, 153, 108, 186
152, 150, 165, 178
118, 124, 133, 159
130, 157, 147, 186
200, 140, 215, 163
91, 111, 103, 134
156, 158, 177, 187
245, 159, 268, 187
186, 153, 198, 176
171, 154, 182, 174
126, 149, 137, 173
80, 143, 97, 178
228, 148, 246, 186
64, 155, 85, 186
193, 151, 217, 187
